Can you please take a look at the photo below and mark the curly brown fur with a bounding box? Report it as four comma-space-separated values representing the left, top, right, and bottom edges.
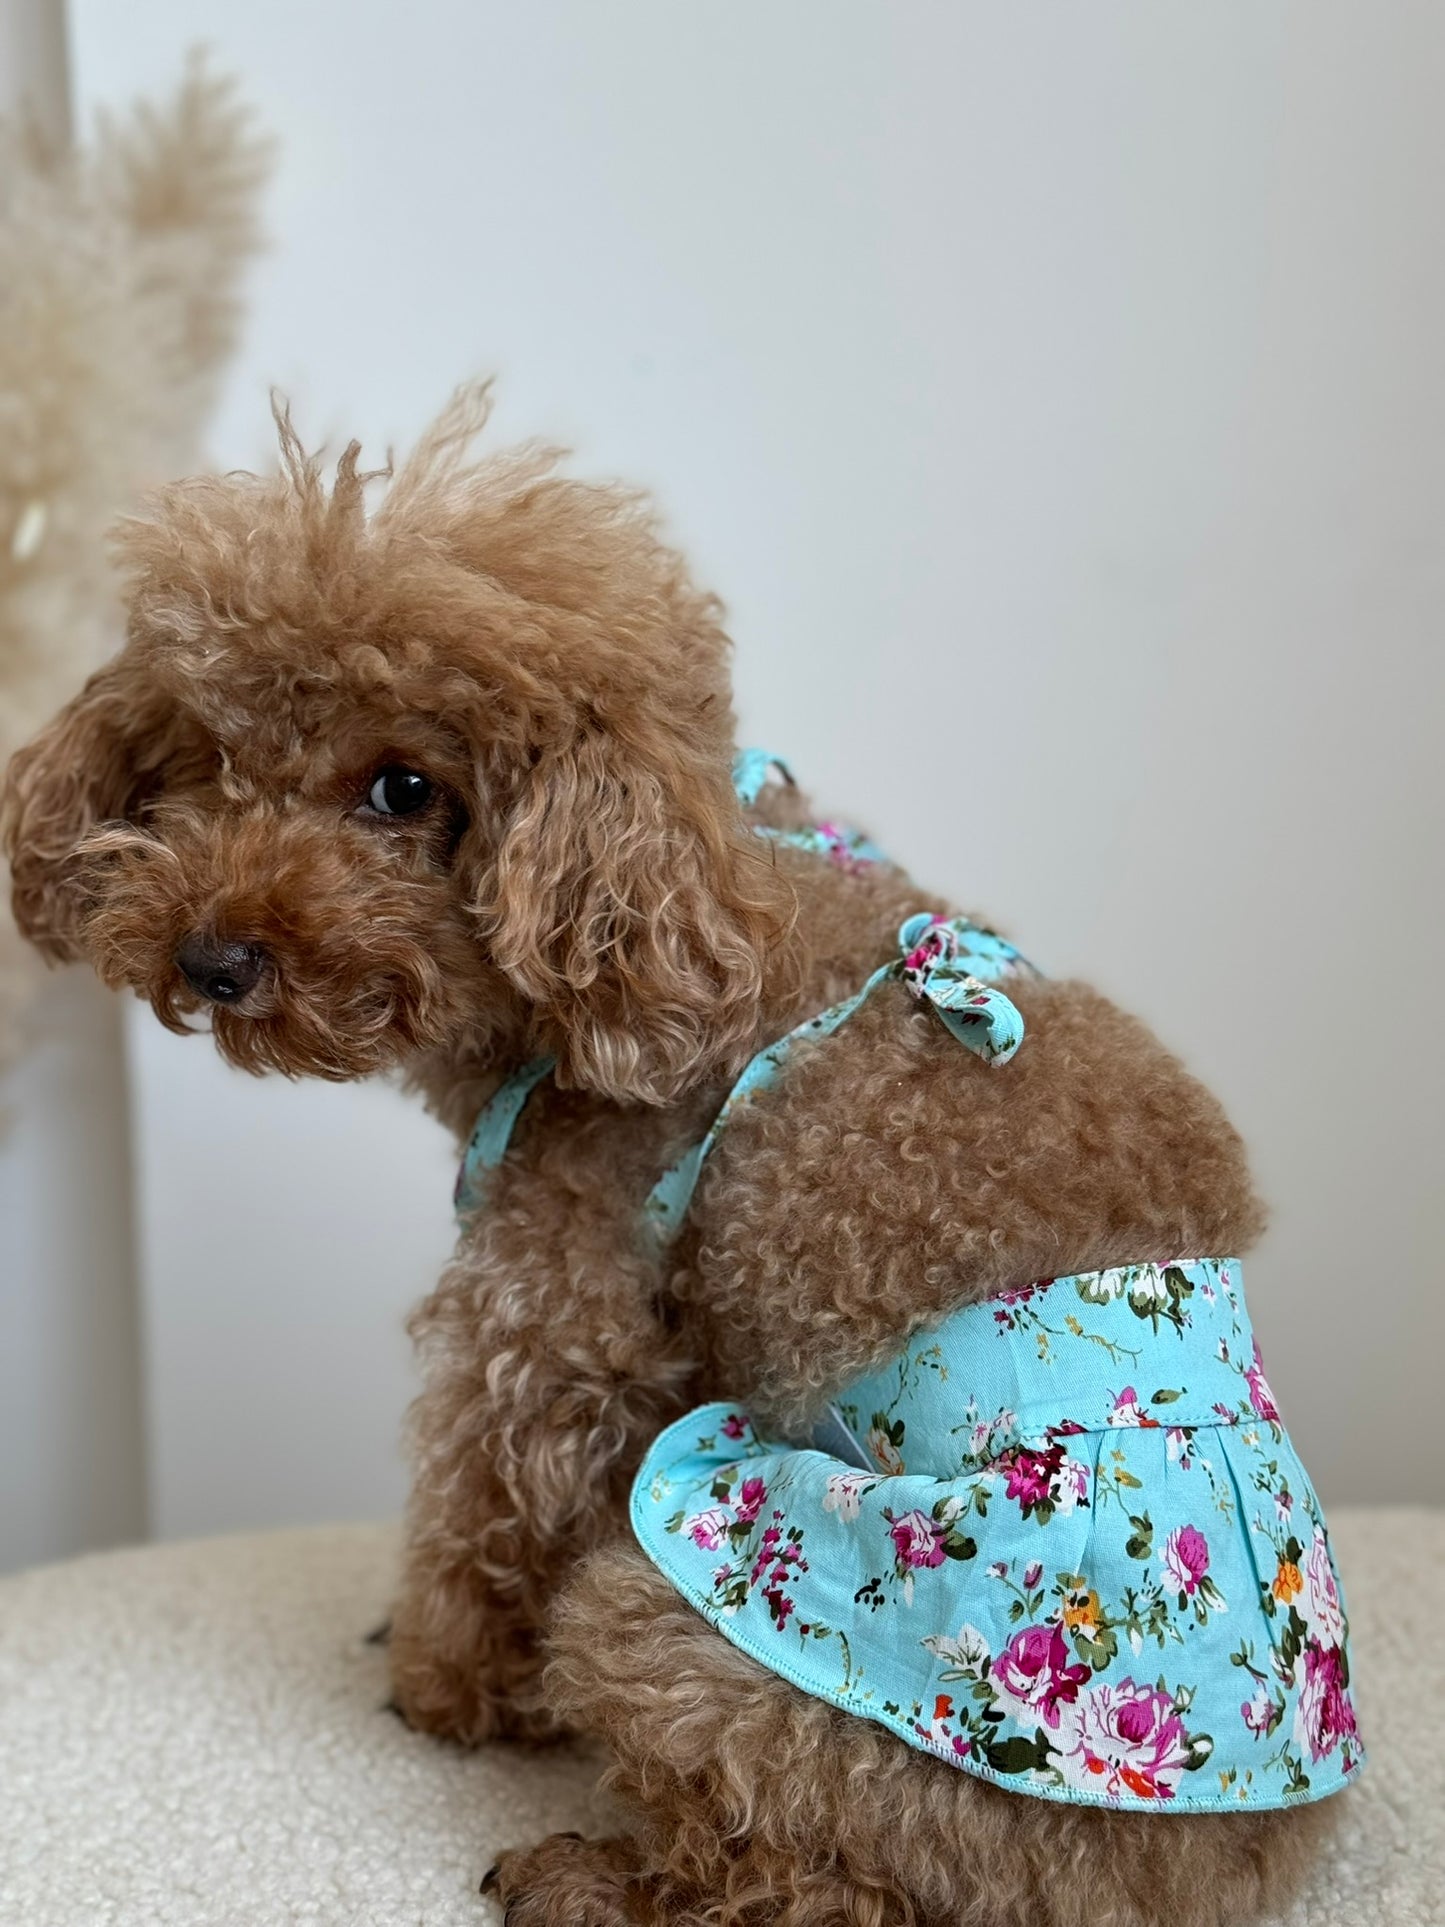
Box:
1, 387, 1339, 1923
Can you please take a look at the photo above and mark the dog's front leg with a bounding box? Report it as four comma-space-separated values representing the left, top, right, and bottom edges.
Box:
388, 1176, 691, 1746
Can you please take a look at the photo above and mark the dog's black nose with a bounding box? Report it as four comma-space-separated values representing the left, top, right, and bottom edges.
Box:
174, 933, 268, 1005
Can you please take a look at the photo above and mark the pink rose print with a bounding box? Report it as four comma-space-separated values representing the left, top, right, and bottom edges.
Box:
1006, 1453, 1053, 1506
991, 1282, 1043, 1326
683, 1506, 731, 1551
1106, 1386, 1159, 1428
734, 1476, 768, 1524
1295, 1640, 1358, 1763
1059, 1680, 1195, 1802
1245, 1339, 1281, 1423
1051, 1453, 1090, 1515
1165, 1426, 1193, 1467
996, 1441, 1088, 1519
1302, 1530, 1346, 1648
1241, 1681, 1277, 1739
720, 1413, 747, 1441
1001, 1446, 1059, 1508
902, 918, 948, 979
1162, 1525, 1211, 1598
888, 1508, 948, 1570
991, 1623, 1090, 1731
1023, 1561, 1044, 1591
734, 1516, 809, 1633
748, 1520, 784, 1585
812, 821, 874, 874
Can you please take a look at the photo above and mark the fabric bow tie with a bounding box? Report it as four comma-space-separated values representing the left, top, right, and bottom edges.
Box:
896, 913, 1028, 1065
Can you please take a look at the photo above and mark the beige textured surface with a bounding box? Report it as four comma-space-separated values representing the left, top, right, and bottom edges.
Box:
0, 1511, 1438, 1925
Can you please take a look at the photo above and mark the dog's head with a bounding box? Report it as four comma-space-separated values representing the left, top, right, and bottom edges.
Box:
2, 385, 796, 1102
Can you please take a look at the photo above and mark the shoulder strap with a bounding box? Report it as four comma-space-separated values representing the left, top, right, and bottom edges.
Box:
641, 960, 895, 1247
640, 913, 1037, 1249
732, 746, 792, 807
454, 1054, 556, 1218
732, 747, 890, 868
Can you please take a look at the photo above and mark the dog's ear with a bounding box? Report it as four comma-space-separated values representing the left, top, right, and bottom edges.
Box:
475, 724, 797, 1106
2, 659, 162, 959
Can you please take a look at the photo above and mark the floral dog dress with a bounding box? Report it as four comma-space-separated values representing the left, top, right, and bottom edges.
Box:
461, 754, 1364, 1816
631, 1257, 1363, 1813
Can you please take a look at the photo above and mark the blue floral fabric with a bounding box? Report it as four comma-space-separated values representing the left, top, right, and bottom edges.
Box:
631, 1261, 1363, 1812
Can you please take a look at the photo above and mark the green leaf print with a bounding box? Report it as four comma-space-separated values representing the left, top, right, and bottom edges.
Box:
1075, 1626, 1120, 1671
1125, 1512, 1154, 1561
1075, 1271, 1128, 1306
985, 1733, 1049, 1775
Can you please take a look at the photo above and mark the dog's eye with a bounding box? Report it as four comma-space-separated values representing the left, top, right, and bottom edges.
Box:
365, 767, 434, 816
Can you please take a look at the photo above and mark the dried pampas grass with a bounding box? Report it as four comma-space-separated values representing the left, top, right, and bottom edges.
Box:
0, 53, 269, 1064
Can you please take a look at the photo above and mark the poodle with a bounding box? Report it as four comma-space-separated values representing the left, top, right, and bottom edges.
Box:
2, 385, 1355, 1927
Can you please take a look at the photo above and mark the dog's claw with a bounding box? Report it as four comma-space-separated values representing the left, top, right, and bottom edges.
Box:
365, 1618, 392, 1646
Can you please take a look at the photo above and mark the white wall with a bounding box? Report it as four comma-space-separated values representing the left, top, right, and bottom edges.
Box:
64, 0, 1443, 1534
0, 972, 146, 1567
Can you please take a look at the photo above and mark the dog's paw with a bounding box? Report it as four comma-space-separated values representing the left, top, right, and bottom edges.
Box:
481, 1833, 643, 1926
387, 1635, 570, 1747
